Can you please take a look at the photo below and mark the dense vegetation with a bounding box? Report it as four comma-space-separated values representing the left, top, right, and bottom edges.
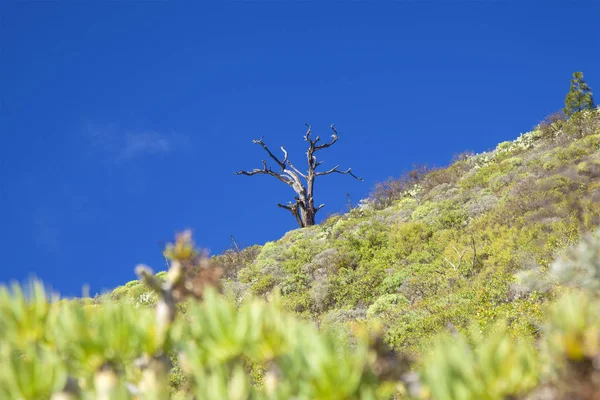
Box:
1, 107, 599, 399
217, 106, 599, 354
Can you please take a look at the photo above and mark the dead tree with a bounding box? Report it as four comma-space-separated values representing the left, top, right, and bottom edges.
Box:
236, 124, 362, 228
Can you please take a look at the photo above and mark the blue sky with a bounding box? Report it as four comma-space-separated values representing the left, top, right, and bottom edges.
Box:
1, 1, 598, 297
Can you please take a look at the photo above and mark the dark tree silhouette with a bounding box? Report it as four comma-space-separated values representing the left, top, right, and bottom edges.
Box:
236, 124, 362, 227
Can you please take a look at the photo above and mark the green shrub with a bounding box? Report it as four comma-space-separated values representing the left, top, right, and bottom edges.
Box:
576, 159, 600, 178
421, 322, 539, 400
367, 294, 409, 319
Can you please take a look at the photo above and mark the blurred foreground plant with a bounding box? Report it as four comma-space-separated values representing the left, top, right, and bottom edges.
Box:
421, 323, 538, 400
0, 231, 394, 399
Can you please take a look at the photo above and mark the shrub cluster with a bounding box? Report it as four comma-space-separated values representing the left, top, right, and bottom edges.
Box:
368, 165, 430, 210
227, 108, 600, 358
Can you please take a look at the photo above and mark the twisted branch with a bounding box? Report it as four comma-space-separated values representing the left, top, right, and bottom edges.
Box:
304, 123, 339, 151
315, 166, 363, 181
236, 160, 294, 187
252, 136, 287, 170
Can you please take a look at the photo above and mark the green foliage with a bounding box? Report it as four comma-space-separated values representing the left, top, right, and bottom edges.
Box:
536, 292, 600, 399
563, 71, 594, 118
0, 281, 57, 348
544, 292, 600, 363
367, 294, 409, 319
563, 107, 600, 138
226, 108, 600, 363
421, 323, 539, 400
213, 245, 262, 281
0, 344, 67, 400
0, 282, 387, 399
517, 228, 600, 295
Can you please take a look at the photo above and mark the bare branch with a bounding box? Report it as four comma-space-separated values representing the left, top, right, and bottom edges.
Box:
453, 247, 466, 269
307, 154, 323, 169
315, 166, 363, 181
277, 200, 304, 227
235, 159, 267, 175
304, 123, 312, 142
236, 161, 294, 187
443, 247, 467, 271
286, 159, 307, 179
442, 257, 457, 270
280, 146, 289, 165
277, 203, 293, 211
314, 124, 339, 151
315, 164, 339, 175
252, 136, 287, 171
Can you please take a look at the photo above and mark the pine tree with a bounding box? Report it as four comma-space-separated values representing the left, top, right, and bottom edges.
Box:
563, 71, 594, 117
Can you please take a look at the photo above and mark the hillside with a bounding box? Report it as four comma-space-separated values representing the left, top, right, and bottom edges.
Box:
109, 108, 600, 355
3, 108, 600, 399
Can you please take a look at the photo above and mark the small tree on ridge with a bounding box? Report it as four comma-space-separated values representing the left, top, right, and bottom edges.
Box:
564, 71, 594, 117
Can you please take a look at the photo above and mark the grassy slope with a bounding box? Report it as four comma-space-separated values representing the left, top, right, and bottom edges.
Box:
109, 109, 600, 355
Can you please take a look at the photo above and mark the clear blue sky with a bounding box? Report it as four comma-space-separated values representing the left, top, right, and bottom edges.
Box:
1, 1, 598, 297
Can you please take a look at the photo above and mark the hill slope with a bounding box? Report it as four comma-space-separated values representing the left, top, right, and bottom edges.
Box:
3, 109, 600, 399
110, 108, 600, 354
